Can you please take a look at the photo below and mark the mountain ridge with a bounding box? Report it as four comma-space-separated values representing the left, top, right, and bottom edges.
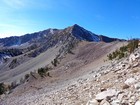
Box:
0, 24, 122, 47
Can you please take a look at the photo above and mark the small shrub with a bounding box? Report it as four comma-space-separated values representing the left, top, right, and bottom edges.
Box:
0, 83, 6, 95
25, 74, 30, 80
118, 52, 125, 59
127, 39, 139, 53
107, 53, 113, 60
38, 68, 46, 77
51, 58, 58, 67
47, 72, 52, 77
13, 58, 17, 63
38, 67, 50, 77
120, 46, 128, 52
20, 78, 25, 84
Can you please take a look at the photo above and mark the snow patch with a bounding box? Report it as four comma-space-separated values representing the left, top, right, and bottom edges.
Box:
0, 54, 11, 64
10, 42, 29, 48
50, 29, 54, 34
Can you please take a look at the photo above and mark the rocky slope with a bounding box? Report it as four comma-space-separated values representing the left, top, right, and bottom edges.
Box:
0, 43, 139, 105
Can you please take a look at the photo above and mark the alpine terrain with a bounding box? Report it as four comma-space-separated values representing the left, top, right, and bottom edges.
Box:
0, 24, 139, 105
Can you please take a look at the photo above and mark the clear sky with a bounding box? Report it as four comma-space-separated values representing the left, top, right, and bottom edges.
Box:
0, 0, 140, 39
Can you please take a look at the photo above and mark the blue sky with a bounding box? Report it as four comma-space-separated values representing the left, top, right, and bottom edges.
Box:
0, 0, 140, 39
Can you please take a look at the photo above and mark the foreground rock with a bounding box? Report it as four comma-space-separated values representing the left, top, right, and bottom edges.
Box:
95, 89, 118, 100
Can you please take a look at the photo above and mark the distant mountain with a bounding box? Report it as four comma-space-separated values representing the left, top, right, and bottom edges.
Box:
0, 24, 121, 47
0, 29, 58, 47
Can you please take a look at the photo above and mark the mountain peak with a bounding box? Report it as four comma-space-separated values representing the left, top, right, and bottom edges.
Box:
70, 24, 122, 42
73, 24, 81, 27
69, 24, 100, 42
71, 24, 84, 30
0, 25, 122, 47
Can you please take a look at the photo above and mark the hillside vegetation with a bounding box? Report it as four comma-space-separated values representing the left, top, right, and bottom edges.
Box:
107, 39, 139, 60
